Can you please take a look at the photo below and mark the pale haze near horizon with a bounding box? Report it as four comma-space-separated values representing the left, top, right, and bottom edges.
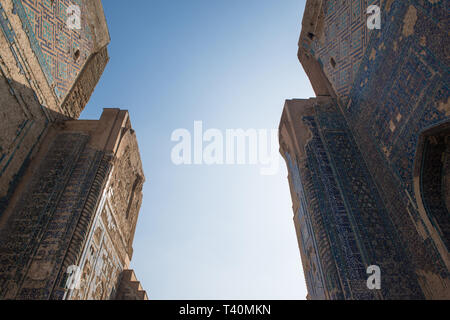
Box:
81, 0, 314, 299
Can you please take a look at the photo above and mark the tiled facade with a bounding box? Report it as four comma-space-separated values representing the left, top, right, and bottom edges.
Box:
19, 0, 104, 101
280, 0, 449, 299
303, 0, 380, 104
0, 1, 147, 300
0, 0, 109, 220
0, 109, 148, 300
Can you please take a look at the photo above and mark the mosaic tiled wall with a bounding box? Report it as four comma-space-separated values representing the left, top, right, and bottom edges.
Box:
62, 128, 145, 300
0, 132, 141, 300
286, 152, 329, 300
281, 99, 424, 299
284, 0, 449, 299
19, 0, 95, 100
0, 133, 113, 299
65, 205, 124, 300
0, 0, 51, 214
0, 1, 135, 300
0, 109, 145, 300
0, 0, 109, 226
304, 0, 380, 103
343, 0, 450, 294
347, 0, 449, 197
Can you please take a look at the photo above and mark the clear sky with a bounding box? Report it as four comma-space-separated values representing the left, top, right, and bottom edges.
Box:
81, 0, 315, 300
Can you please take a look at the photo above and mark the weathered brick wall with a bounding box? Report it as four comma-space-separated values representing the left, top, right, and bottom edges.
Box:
108, 127, 144, 258
115, 270, 148, 300
60, 46, 109, 118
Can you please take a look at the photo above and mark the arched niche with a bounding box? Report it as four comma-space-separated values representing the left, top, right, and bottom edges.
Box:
414, 121, 450, 262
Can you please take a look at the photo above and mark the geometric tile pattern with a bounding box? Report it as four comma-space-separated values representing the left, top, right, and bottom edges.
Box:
0, 133, 112, 299
63, 207, 124, 300
282, 0, 450, 299
310, 0, 380, 103
19, 0, 94, 100
285, 152, 329, 300
345, 0, 450, 283
285, 101, 424, 299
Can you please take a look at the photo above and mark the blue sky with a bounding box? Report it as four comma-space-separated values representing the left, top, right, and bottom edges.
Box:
81, 0, 315, 300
